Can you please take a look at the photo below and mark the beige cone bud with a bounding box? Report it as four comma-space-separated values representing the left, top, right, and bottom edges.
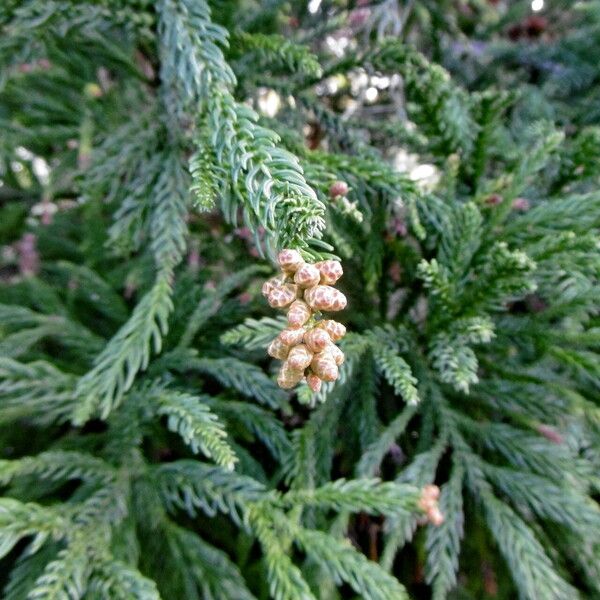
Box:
304, 285, 347, 312
268, 283, 298, 308
294, 263, 321, 288
279, 327, 306, 346
277, 249, 304, 273
307, 373, 322, 393
428, 506, 444, 526
311, 352, 339, 382
287, 300, 311, 328
262, 276, 283, 298
304, 328, 331, 353
315, 260, 343, 285
325, 343, 345, 366
316, 319, 346, 342
268, 338, 290, 360
277, 361, 305, 389
287, 344, 313, 371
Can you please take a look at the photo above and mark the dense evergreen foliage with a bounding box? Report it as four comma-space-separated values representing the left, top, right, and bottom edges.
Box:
1, 1, 599, 599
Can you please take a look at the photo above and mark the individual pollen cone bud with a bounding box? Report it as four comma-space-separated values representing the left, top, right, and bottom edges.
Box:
277, 249, 304, 273
277, 361, 305, 389
428, 506, 444, 526
279, 327, 306, 346
268, 283, 298, 308
316, 319, 346, 342
287, 300, 311, 328
304, 285, 347, 312
304, 327, 331, 353
307, 373, 322, 393
287, 344, 313, 371
294, 263, 321, 288
329, 180, 349, 198
268, 338, 290, 360
325, 343, 345, 366
262, 276, 283, 299
315, 260, 343, 285
311, 352, 339, 382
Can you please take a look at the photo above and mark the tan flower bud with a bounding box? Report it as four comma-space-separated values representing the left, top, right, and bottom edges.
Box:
325, 343, 345, 366
279, 327, 306, 346
428, 506, 444, 526
277, 249, 304, 273
268, 283, 298, 308
262, 276, 283, 298
294, 263, 321, 288
307, 373, 322, 393
304, 327, 331, 353
304, 285, 347, 312
311, 352, 339, 382
268, 338, 290, 360
316, 319, 346, 342
287, 300, 312, 328
287, 344, 313, 371
277, 361, 305, 389
315, 260, 343, 285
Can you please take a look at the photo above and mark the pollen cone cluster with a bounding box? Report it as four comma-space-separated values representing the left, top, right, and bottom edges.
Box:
262, 249, 347, 392
418, 484, 444, 526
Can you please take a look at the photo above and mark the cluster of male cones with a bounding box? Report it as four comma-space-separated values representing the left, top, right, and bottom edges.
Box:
263, 249, 347, 392
418, 484, 444, 526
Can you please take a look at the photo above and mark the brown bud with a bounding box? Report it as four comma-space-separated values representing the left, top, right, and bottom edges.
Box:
325, 343, 345, 366
311, 352, 339, 382
287, 344, 313, 371
304, 285, 347, 312
268, 283, 298, 308
287, 300, 311, 328
277, 249, 304, 273
262, 276, 283, 298
307, 373, 322, 393
277, 361, 305, 389
304, 328, 331, 353
279, 327, 306, 346
329, 180, 349, 198
316, 319, 346, 342
315, 260, 343, 285
294, 263, 321, 288
268, 338, 290, 360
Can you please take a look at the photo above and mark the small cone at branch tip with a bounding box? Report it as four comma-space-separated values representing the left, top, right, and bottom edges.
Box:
287, 300, 311, 328
268, 338, 290, 360
277, 249, 304, 273
304, 285, 347, 312
316, 319, 346, 342
306, 373, 322, 393
294, 263, 321, 288
329, 180, 349, 198
311, 352, 339, 382
418, 484, 444, 525
422, 484, 440, 501
279, 327, 306, 346
287, 344, 313, 371
428, 506, 444, 526
261, 276, 283, 298
315, 260, 343, 285
268, 283, 298, 308
277, 361, 305, 389
325, 343, 345, 366
304, 327, 331, 353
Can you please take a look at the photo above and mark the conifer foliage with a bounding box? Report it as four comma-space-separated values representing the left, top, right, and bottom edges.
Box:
1, 1, 599, 599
